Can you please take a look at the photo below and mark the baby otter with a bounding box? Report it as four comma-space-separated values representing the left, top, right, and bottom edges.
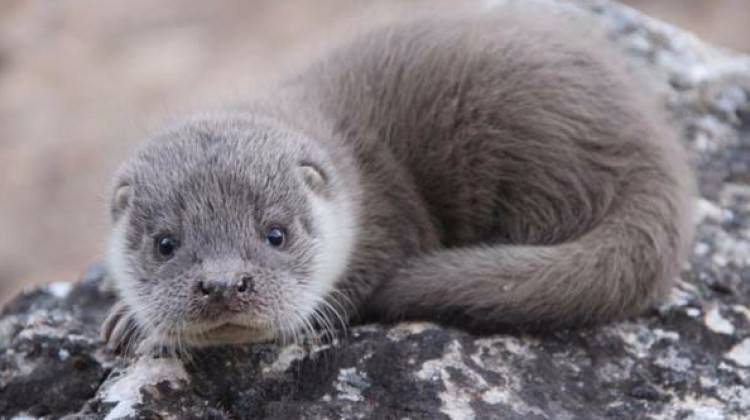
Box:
102, 10, 695, 355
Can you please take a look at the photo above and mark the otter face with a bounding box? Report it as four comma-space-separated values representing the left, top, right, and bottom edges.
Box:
104, 113, 358, 354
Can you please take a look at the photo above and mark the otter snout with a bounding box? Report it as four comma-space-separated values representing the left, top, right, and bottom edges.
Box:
195, 274, 254, 313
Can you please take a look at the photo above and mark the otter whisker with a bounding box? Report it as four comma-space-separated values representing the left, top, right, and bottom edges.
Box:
328, 289, 357, 322
318, 296, 349, 337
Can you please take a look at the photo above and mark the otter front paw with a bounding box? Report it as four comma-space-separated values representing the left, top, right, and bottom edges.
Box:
101, 301, 142, 354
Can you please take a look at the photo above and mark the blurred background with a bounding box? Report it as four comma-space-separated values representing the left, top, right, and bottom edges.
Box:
1, 0, 749, 304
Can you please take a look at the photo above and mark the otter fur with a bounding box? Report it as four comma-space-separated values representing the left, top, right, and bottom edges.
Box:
102, 10, 695, 355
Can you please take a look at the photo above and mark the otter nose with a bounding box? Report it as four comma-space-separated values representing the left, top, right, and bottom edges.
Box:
197, 275, 254, 298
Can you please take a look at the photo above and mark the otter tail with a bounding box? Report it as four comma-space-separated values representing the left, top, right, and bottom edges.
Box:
368, 175, 694, 329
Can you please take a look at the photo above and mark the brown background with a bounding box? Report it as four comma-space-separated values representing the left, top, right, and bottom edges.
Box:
1, 0, 749, 303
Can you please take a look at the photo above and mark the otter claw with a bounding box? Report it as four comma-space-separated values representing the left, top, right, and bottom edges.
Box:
101, 301, 141, 354
101, 301, 126, 342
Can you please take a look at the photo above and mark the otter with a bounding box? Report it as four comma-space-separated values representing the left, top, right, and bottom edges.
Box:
101, 10, 695, 355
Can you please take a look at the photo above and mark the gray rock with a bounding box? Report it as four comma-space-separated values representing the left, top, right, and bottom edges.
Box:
2, 1, 750, 418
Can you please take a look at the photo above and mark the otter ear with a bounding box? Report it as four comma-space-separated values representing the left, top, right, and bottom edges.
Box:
111, 183, 133, 221
298, 163, 326, 194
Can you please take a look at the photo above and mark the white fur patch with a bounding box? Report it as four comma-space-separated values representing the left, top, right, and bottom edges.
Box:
107, 222, 131, 287
107, 222, 135, 290
299, 192, 358, 321
107, 220, 144, 326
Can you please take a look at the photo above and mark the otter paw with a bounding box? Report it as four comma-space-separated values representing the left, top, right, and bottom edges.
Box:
101, 301, 142, 354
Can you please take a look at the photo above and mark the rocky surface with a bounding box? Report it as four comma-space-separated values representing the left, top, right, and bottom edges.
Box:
2, 1, 750, 418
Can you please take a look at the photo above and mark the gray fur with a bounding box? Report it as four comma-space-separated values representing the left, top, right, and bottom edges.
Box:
103, 10, 695, 353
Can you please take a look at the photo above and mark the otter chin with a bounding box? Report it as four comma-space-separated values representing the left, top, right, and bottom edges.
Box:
190, 323, 275, 347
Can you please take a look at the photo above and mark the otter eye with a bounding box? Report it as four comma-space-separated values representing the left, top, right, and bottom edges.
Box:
266, 227, 285, 247
155, 234, 179, 259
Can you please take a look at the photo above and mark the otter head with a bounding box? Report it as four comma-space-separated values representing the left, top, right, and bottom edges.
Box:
105, 112, 358, 354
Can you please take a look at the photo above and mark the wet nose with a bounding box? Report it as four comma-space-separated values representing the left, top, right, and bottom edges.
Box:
197, 275, 254, 299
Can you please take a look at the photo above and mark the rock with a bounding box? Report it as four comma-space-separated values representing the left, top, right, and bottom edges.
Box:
2, 0, 750, 418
